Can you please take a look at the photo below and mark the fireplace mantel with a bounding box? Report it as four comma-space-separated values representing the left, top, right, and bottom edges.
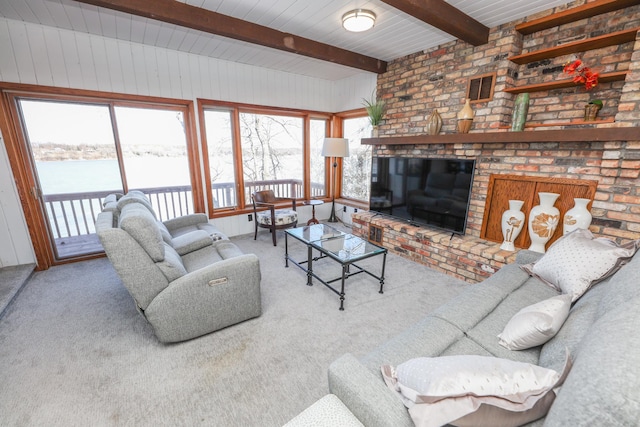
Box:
362, 127, 638, 146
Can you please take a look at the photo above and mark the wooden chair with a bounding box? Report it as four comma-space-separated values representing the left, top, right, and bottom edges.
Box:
251, 190, 298, 246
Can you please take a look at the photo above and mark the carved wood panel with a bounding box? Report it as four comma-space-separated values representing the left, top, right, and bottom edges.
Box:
481, 174, 598, 250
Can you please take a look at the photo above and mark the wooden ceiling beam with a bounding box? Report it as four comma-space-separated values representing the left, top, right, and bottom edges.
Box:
380, 0, 489, 46
74, 0, 387, 74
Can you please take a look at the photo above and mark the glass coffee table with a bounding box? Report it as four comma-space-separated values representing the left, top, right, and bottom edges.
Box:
285, 224, 387, 310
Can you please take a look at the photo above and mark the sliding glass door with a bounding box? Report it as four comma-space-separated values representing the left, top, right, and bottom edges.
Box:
19, 99, 122, 259
15, 97, 196, 262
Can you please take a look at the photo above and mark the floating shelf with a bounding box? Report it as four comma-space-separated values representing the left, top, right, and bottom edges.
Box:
515, 0, 640, 35
509, 28, 639, 64
361, 128, 639, 146
497, 118, 615, 129
503, 71, 628, 94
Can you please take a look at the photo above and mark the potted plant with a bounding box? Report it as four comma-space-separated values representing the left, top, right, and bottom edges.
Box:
362, 92, 386, 135
585, 99, 603, 121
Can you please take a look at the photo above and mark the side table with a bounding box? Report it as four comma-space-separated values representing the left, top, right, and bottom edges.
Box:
303, 200, 324, 225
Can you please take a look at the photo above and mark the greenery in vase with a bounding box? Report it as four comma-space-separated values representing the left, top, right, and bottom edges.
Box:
362, 92, 386, 126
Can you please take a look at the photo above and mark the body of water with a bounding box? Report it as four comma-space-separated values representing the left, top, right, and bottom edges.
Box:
36, 157, 191, 194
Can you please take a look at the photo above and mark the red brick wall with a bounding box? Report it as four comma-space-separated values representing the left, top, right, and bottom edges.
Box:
354, 1, 640, 283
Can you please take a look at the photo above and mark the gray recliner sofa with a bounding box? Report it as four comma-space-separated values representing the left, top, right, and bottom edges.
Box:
328, 247, 640, 426
96, 193, 261, 343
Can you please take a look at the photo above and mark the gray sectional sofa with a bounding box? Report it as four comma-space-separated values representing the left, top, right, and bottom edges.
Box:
96, 191, 262, 343
328, 247, 640, 426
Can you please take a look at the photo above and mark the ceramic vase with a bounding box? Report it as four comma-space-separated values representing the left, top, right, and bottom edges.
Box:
584, 104, 601, 121
457, 98, 474, 133
500, 200, 525, 251
426, 109, 443, 135
563, 198, 592, 235
511, 93, 529, 132
527, 192, 560, 253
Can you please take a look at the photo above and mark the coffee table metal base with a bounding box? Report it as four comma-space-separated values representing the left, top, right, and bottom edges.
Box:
285, 225, 387, 310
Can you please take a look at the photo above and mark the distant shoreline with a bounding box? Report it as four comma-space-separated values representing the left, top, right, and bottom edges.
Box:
32, 143, 186, 161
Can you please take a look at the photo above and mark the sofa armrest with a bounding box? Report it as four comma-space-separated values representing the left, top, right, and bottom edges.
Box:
163, 213, 209, 231
171, 230, 213, 256
144, 254, 262, 343
515, 249, 544, 265
328, 353, 413, 427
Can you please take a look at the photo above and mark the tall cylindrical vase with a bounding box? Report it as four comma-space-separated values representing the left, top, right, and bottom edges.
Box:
563, 198, 592, 235
500, 200, 525, 251
528, 192, 560, 253
511, 93, 529, 132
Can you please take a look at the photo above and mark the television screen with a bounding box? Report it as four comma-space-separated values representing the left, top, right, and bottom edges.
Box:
369, 157, 475, 234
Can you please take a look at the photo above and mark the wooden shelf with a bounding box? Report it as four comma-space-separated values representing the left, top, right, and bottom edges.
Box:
503, 71, 628, 94
362, 127, 639, 146
509, 28, 638, 64
516, 0, 640, 35
497, 118, 615, 129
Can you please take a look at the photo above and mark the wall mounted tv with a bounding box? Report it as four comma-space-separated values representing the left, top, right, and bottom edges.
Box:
368, 157, 476, 234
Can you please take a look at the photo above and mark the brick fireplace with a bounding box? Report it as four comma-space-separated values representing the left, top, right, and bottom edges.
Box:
351, 1, 640, 283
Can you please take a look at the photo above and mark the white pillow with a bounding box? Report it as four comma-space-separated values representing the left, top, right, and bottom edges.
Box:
381, 353, 571, 427
498, 294, 573, 350
521, 229, 639, 301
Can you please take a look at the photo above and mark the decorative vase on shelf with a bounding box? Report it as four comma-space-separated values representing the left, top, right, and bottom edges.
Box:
584, 103, 601, 121
511, 93, 529, 132
563, 198, 592, 235
457, 98, 474, 134
500, 200, 525, 251
426, 109, 443, 135
528, 192, 560, 253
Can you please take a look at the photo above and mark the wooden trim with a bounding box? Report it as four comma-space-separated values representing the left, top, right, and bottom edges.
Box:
480, 174, 598, 249
509, 28, 639, 64
497, 118, 616, 128
0, 92, 53, 270
466, 72, 496, 103
75, 0, 387, 74
184, 102, 205, 214
516, 0, 640, 35
303, 115, 311, 200
362, 127, 640, 145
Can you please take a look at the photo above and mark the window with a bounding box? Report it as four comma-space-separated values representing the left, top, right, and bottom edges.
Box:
240, 112, 303, 199
199, 100, 330, 214
203, 109, 239, 209
14, 95, 198, 261
467, 73, 496, 103
341, 116, 372, 201
310, 119, 328, 198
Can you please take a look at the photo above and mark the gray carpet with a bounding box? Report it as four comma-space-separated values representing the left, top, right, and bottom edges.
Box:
0, 228, 468, 426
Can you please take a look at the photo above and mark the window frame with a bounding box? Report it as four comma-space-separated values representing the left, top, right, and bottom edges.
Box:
0, 82, 203, 269
333, 108, 371, 205
198, 99, 333, 218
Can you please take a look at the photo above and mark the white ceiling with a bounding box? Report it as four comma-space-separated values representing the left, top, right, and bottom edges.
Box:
0, 0, 575, 80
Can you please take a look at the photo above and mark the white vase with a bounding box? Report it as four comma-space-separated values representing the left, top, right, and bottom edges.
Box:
528, 192, 560, 253
563, 198, 592, 235
500, 200, 525, 251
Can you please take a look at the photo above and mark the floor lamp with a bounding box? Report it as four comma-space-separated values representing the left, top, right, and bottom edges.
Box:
321, 138, 350, 223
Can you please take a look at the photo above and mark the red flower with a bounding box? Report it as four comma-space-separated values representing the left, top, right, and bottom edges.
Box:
563, 59, 599, 90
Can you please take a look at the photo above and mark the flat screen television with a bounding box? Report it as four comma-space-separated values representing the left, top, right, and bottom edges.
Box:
368, 157, 476, 234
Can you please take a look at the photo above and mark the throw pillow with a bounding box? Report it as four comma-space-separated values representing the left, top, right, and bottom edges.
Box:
521, 229, 639, 301
498, 294, 573, 350
381, 352, 571, 427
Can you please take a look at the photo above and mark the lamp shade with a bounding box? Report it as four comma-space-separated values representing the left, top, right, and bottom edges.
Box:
321, 138, 350, 158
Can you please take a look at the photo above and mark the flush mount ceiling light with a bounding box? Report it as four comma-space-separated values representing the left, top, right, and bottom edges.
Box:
342, 9, 376, 32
